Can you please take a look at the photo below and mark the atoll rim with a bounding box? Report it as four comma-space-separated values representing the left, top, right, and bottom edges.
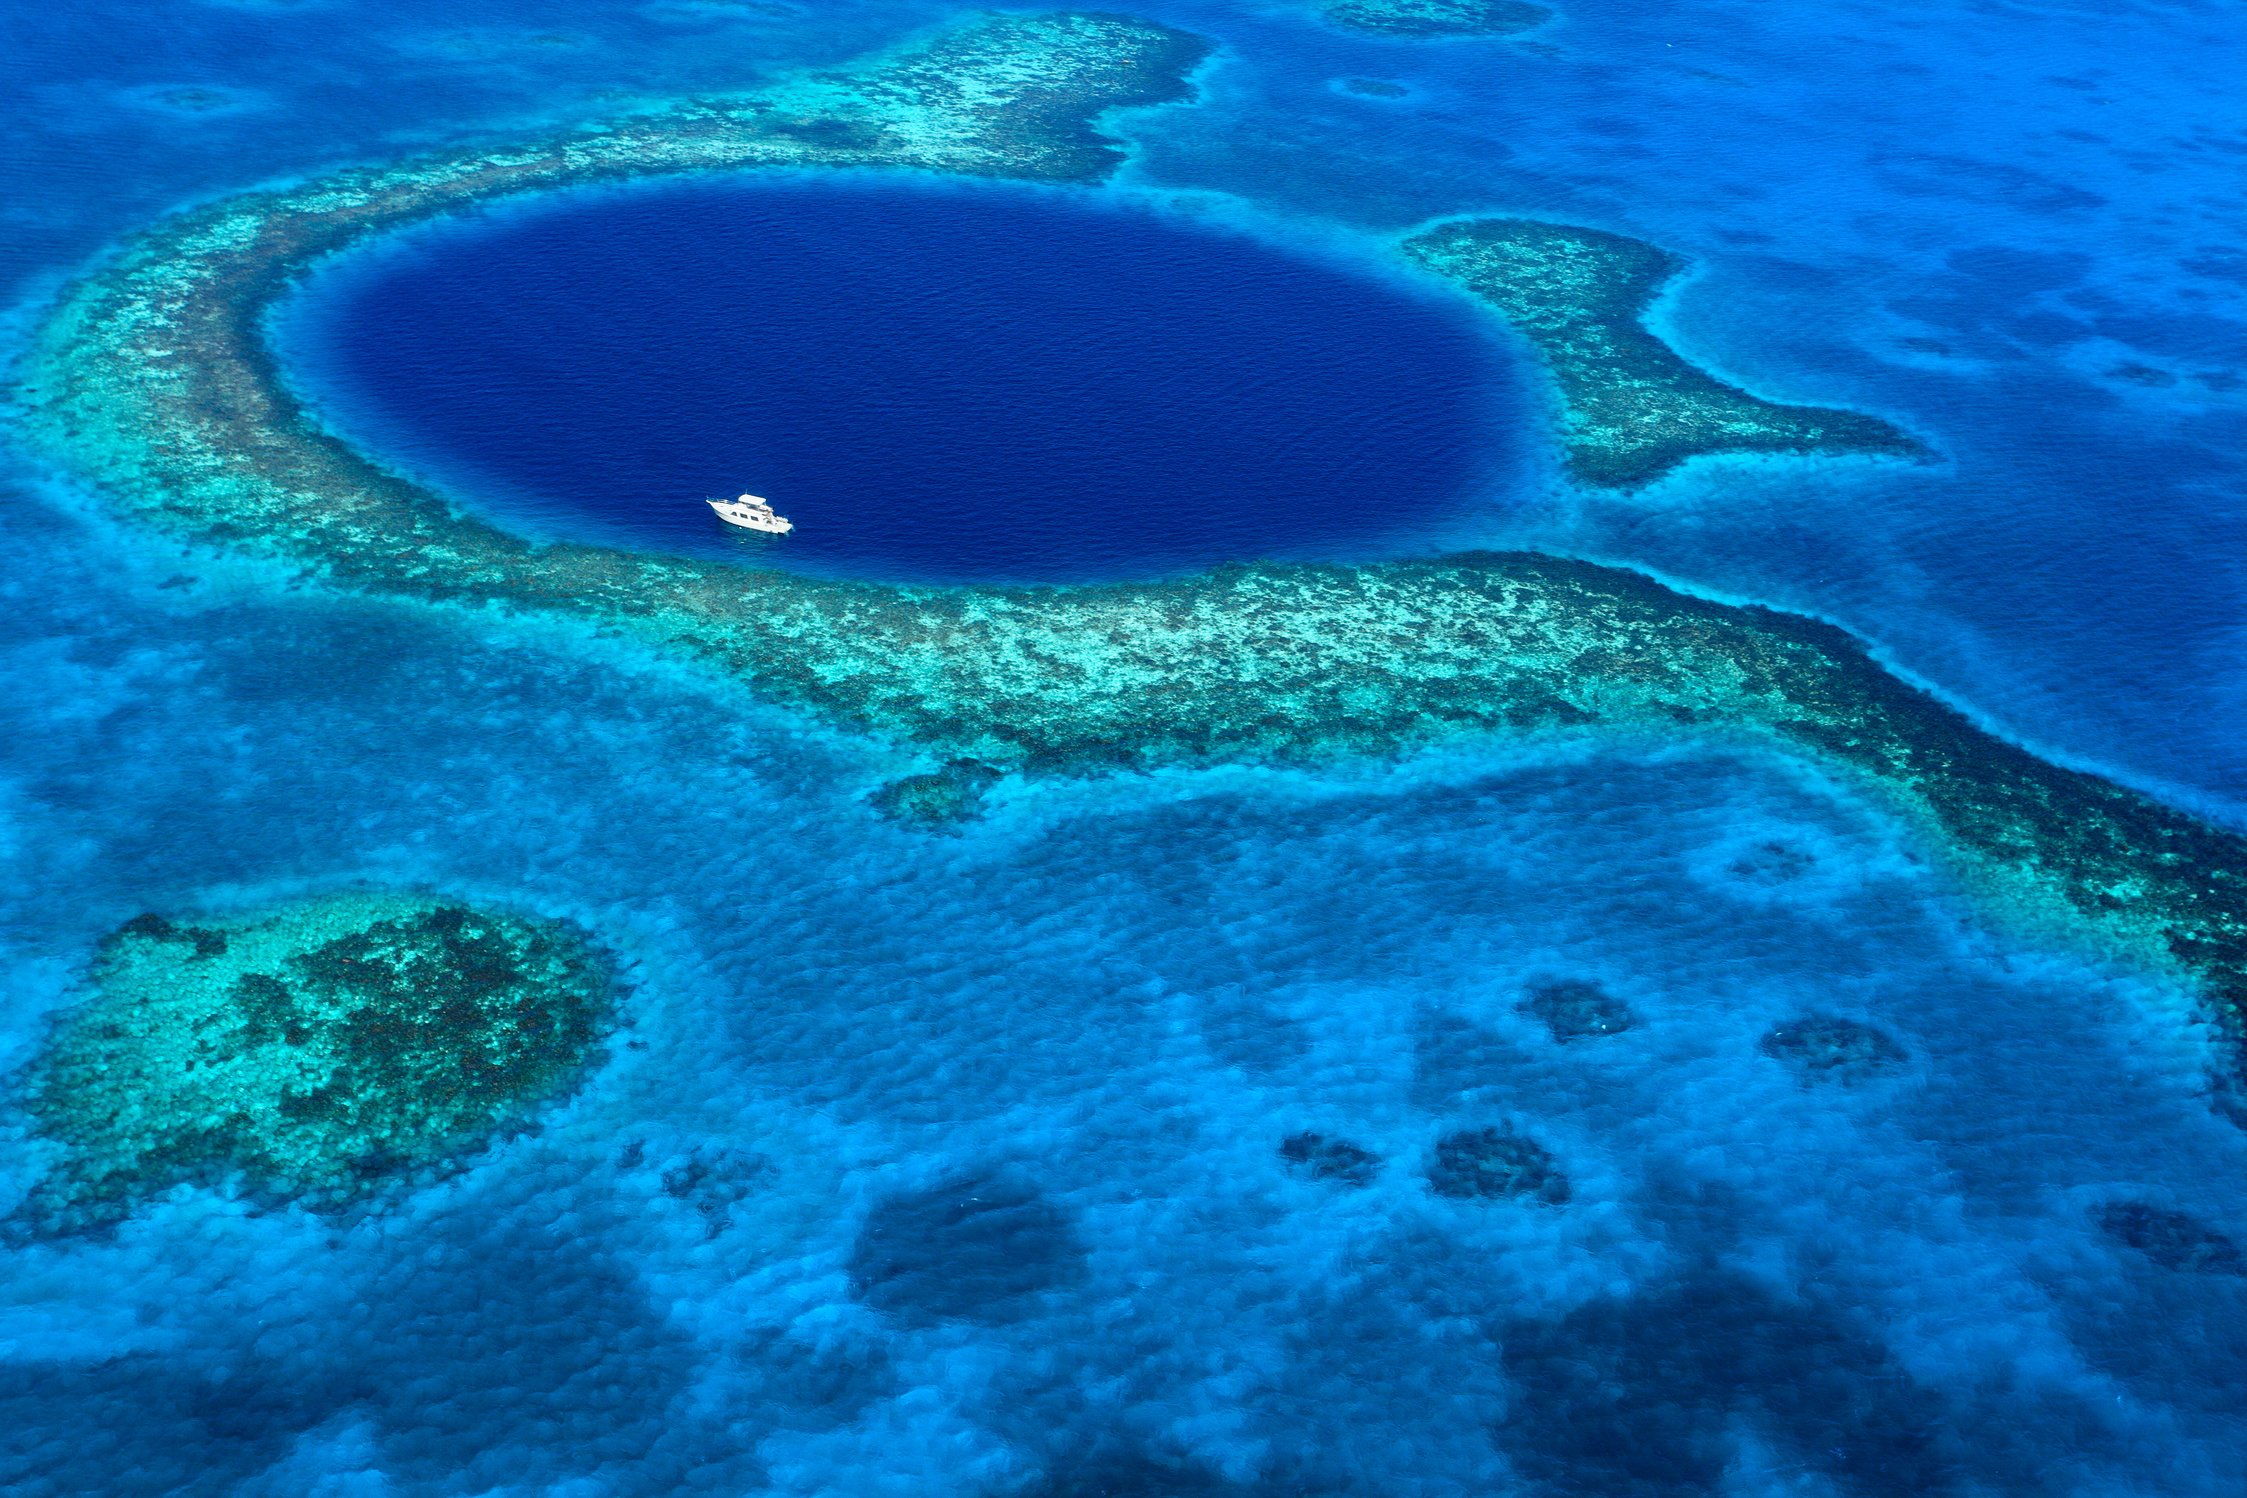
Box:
1403, 218, 1930, 489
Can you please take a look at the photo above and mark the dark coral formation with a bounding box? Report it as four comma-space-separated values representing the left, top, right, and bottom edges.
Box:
1498, 1273, 1952, 1495
868, 759, 1005, 832
1426, 1124, 1569, 1203
659, 1145, 772, 1238
1280, 1131, 1382, 1187
849, 1172, 1086, 1325
15, 892, 617, 1234
1321, 0, 1551, 38
1521, 977, 1634, 1041
1020, 1451, 1241, 1497
1403, 218, 1926, 487
2095, 1201, 2246, 1275
22, 12, 2247, 1093
1725, 837, 1819, 886
1759, 1014, 1909, 1083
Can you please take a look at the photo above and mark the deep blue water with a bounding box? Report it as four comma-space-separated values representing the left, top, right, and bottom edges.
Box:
280, 176, 1523, 581
7, 0, 2247, 1493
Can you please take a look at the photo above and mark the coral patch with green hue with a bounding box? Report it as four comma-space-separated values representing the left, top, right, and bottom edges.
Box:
1403, 219, 1926, 487
16, 893, 616, 1233
869, 759, 1006, 832
1320, 0, 1552, 39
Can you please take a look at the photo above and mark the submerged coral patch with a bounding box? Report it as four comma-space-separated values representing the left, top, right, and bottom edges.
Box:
1426, 1124, 1569, 1202
658, 1144, 772, 1238
1759, 1014, 1908, 1083
869, 759, 1006, 832
15, 892, 617, 1235
1521, 977, 1634, 1041
1498, 1273, 1951, 1494
1320, 0, 1552, 38
1403, 218, 1927, 487
2095, 1201, 2246, 1275
1280, 1130, 1382, 1186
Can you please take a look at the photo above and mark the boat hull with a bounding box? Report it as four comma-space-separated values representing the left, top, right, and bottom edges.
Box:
709, 497, 792, 534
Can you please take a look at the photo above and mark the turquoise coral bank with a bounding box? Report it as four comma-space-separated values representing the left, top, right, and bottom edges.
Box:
1404, 218, 1927, 488
1319, 0, 1553, 39
12, 8, 2247, 1098
16, 893, 618, 1235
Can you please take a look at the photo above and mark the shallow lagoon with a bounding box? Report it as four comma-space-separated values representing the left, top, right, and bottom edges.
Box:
278, 175, 1529, 582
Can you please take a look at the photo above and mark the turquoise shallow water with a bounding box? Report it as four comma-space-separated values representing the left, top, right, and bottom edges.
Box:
6, 1, 2247, 1494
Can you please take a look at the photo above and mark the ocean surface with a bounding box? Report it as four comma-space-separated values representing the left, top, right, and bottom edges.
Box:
4, 0, 2247, 1494
276, 175, 1525, 581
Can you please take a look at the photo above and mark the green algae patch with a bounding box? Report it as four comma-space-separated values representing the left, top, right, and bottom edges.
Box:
1320, 0, 1552, 38
16, 893, 618, 1234
1403, 219, 1926, 488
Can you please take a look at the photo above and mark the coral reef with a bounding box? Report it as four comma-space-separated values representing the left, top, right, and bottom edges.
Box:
2094, 1201, 2246, 1275
15, 892, 617, 1234
1280, 1131, 1381, 1186
868, 759, 1005, 832
1402, 218, 1926, 487
1521, 977, 1634, 1041
1725, 837, 1819, 887
20, 10, 2247, 1092
1319, 0, 1551, 38
1759, 1015, 1908, 1083
1426, 1124, 1569, 1202
659, 1145, 771, 1238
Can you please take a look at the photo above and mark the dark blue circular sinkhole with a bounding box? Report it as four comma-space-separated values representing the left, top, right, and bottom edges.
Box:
278, 175, 1524, 584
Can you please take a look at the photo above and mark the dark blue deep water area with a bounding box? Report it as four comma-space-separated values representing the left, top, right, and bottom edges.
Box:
279, 175, 1521, 582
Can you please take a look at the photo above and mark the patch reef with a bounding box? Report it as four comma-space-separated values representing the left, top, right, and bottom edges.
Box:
17, 893, 617, 1234
1318, 0, 1553, 40
15, 11, 2247, 1082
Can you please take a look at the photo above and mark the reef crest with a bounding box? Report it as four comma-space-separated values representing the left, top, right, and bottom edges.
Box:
1403, 218, 1926, 488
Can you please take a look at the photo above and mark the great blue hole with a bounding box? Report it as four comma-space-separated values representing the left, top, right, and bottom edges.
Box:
275, 174, 1527, 584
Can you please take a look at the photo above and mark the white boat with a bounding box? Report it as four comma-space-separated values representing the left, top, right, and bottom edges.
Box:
708, 493, 792, 535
